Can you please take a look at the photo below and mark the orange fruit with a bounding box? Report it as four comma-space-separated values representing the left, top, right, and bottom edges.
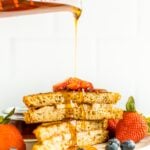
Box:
0, 124, 26, 150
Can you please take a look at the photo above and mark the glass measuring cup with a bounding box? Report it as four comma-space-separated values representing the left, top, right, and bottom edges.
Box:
0, 0, 82, 18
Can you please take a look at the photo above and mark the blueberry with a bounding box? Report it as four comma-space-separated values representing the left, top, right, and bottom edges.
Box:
105, 142, 119, 150
121, 140, 136, 150
108, 138, 121, 146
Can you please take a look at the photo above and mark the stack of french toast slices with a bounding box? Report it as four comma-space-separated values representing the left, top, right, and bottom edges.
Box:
23, 78, 123, 150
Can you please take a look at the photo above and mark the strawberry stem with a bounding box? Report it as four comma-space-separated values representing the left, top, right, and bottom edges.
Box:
126, 96, 136, 112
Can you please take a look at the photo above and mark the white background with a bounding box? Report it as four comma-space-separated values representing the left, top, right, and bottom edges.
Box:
0, 0, 150, 115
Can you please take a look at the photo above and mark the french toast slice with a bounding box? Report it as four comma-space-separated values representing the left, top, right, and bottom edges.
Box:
33, 120, 108, 141
23, 91, 121, 108
24, 104, 122, 124
32, 129, 108, 150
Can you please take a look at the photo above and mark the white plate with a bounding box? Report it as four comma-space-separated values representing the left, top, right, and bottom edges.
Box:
3, 106, 28, 115
24, 139, 37, 143
10, 115, 24, 121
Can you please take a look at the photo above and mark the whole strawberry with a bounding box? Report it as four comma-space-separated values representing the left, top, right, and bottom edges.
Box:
107, 119, 119, 138
0, 108, 26, 150
116, 96, 148, 143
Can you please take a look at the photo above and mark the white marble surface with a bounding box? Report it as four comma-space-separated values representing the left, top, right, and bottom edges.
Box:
95, 136, 150, 150
26, 136, 150, 150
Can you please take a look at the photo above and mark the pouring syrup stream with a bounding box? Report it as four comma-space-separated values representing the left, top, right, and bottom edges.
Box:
72, 6, 82, 77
